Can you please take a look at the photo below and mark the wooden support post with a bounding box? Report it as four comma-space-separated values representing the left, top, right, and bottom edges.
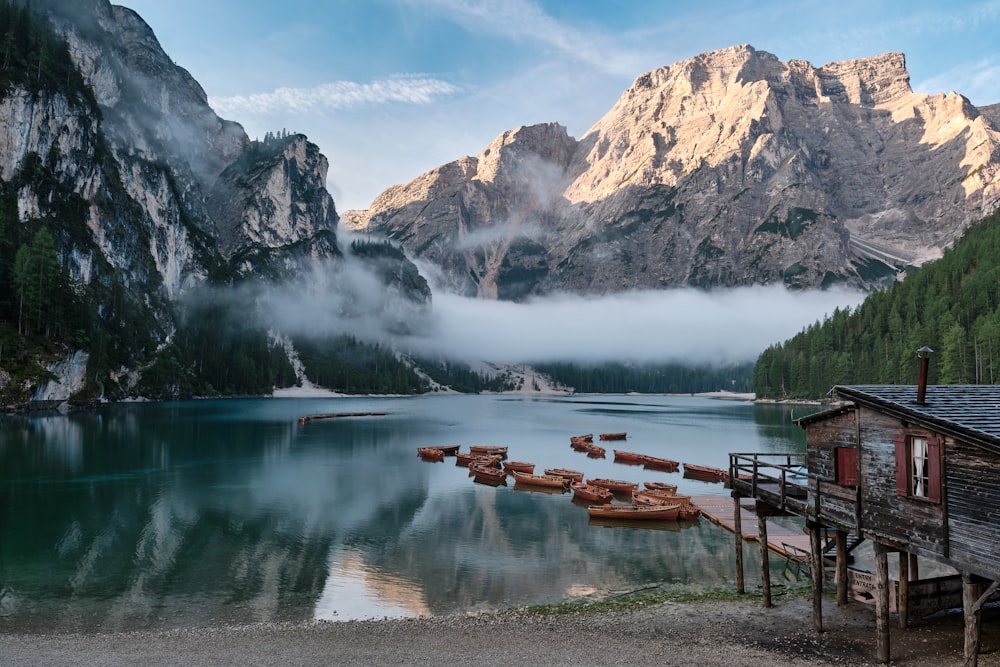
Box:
733, 493, 745, 594
810, 522, 824, 633
835, 529, 848, 607
898, 553, 909, 629
963, 571, 983, 667
758, 510, 772, 608
875, 543, 891, 664
909, 553, 919, 581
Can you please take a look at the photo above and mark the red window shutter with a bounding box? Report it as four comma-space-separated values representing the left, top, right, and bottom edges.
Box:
836, 447, 857, 486
926, 437, 942, 503
894, 434, 908, 495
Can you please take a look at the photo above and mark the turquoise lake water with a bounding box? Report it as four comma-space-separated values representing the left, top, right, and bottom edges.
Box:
0, 394, 815, 632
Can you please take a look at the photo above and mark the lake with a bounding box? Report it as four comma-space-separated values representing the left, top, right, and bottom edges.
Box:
0, 394, 816, 633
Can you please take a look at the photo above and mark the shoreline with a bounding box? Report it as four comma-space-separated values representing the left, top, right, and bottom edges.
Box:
2, 595, 994, 666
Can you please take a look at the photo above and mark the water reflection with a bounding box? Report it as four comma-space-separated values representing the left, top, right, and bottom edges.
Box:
0, 395, 807, 631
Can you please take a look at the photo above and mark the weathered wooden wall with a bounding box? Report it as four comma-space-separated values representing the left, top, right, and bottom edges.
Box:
946, 439, 1000, 579
856, 408, 946, 554
806, 410, 859, 530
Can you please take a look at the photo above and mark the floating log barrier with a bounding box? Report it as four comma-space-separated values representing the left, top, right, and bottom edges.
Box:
298, 411, 387, 423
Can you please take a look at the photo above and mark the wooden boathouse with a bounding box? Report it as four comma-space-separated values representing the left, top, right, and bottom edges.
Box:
729, 378, 1000, 665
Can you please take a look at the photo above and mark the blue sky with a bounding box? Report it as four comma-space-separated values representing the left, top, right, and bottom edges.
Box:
122, 0, 1000, 212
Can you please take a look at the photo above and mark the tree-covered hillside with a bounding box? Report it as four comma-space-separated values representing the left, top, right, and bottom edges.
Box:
755, 208, 1000, 399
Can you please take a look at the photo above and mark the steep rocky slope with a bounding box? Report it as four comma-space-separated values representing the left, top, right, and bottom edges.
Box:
346, 45, 1000, 299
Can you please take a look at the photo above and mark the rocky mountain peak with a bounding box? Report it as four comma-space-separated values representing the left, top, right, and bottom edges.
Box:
350, 45, 1000, 299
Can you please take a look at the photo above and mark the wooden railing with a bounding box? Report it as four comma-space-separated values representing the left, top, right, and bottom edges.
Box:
729, 452, 809, 512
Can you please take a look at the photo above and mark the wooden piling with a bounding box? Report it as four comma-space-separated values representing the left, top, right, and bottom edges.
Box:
898, 553, 909, 629
875, 543, 891, 664
835, 529, 848, 607
810, 522, 824, 633
759, 511, 772, 608
733, 492, 745, 594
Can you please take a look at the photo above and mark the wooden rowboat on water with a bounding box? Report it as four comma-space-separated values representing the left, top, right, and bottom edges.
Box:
682, 462, 729, 484
678, 504, 702, 520
503, 461, 535, 474
641, 454, 680, 472
469, 463, 507, 486
599, 432, 627, 441
470, 445, 508, 458
585, 443, 606, 458
545, 468, 584, 482
588, 478, 639, 494
416, 447, 445, 461
633, 491, 692, 506
644, 481, 678, 493
613, 450, 645, 464
587, 503, 681, 520
570, 481, 614, 504
457, 451, 502, 468
511, 470, 570, 490
426, 444, 460, 456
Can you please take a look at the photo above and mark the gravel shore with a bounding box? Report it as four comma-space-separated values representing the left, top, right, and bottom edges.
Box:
3, 596, 997, 666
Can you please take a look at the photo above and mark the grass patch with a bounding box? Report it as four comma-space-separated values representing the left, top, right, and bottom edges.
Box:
503, 581, 813, 617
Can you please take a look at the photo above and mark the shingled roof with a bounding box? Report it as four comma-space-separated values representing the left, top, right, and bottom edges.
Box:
802, 385, 1000, 456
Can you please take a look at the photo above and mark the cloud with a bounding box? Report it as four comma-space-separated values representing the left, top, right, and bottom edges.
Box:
209, 76, 460, 116
915, 57, 1000, 106
395, 285, 867, 366
402, 0, 644, 76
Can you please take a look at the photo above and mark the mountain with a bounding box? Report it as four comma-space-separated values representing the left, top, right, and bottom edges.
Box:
345, 45, 1000, 300
0, 0, 429, 402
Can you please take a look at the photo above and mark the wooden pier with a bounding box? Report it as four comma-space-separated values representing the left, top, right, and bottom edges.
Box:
691, 495, 812, 563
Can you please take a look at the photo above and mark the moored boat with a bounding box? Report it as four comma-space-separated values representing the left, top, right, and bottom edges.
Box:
678, 503, 702, 520
503, 461, 535, 474
633, 490, 692, 506
470, 445, 508, 458
544, 468, 584, 482
417, 446, 445, 461
469, 463, 507, 486
640, 454, 680, 472
682, 462, 730, 484
644, 481, 678, 493
426, 444, 460, 456
613, 450, 645, 464
457, 451, 502, 468
599, 432, 627, 441
511, 470, 570, 490
570, 481, 614, 504
585, 443, 606, 458
587, 478, 639, 494
587, 503, 680, 520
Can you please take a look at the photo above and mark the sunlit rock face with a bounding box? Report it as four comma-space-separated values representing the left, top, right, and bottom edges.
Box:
347, 45, 1000, 299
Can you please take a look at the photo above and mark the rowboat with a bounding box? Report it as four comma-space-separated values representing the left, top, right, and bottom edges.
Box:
416, 447, 445, 461
633, 491, 691, 506
587, 503, 681, 520
613, 450, 645, 464
457, 452, 502, 468
599, 432, 627, 441
644, 481, 678, 493
640, 455, 680, 472
678, 504, 702, 520
635, 488, 691, 503
585, 443, 606, 458
682, 463, 729, 484
511, 470, 570, 490
502, 461, 535, 474
570, 481, 614, 504
470, 445, 508, 458
570, 440, 591, 452
544, 468, 584, 482
469, 463, 507, 486
570, 434, 594, 443
426, 444, 460, 456
587, 478, 639, 494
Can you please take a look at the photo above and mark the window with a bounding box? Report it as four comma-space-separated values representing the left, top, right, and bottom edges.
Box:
835, 447, 857, 486
894, 434, 941, 503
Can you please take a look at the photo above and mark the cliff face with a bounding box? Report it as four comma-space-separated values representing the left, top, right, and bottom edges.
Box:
0, 0, 347, 399
347, 45, 1000, 298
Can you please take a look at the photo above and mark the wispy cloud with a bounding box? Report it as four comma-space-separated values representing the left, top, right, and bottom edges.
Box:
402, 0, 643, 76
209, 76, 460, 116
915, 57, 1000, 105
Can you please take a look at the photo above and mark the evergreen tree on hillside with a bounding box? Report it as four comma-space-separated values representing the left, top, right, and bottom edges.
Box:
755, 208, 1000, 399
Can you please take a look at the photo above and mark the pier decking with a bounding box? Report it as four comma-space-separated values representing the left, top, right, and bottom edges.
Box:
691, 495, 812, 563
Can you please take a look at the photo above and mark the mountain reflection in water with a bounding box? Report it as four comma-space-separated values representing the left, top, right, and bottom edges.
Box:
0, 395, 814, 632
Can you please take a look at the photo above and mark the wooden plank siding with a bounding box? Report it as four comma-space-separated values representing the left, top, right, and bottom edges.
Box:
946, 438, 1000, 579
856, 407, 947, 554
